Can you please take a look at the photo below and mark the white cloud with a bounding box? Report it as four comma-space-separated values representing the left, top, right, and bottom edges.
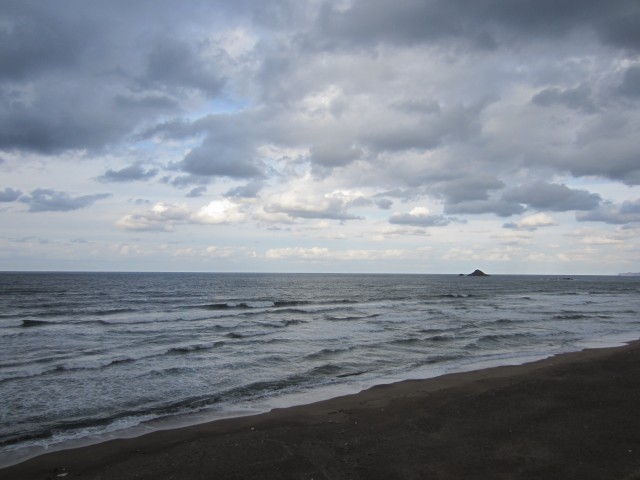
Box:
520, 213, 557, 228
193, 199, 246, 224
504, 213, 558, 231
173, 245, 238, 257
389, 206, 453, 227
264, 246, 411, 262
116, 203, 192, 232
265, 247, 330, 260
264, 188, 365, 221
116, 199, 247, 231
525, 252, 571, 263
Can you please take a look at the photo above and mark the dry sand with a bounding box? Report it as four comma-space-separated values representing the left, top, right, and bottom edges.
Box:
3, 341, 640, 479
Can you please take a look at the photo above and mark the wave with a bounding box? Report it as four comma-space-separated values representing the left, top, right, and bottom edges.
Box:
281, 318, 307, 326
199, 301, 312, 310
388, 337, 422, 346
436, 293, 475, 299
427, 334, 455, 342
225, 332, 244, 339
198, 299, 358, 311
269, 308, 315, 315
201, 303, 253, 310
20, 319, 53, 328
13, 307, 140, 320
93, 308, 138, 316
4, 362, 340, 443
273, 300, 311, 308
256, 319, 309, 329
0, 404, 176, 450
222, 337, 289, 348
467, 332, 535, 349
305, 346, 355, 360
336, 370, 369, 378
2, 358, 363, 449
168, 342, 225, 354
417, 327, 448, 334
219, 363, 349, 403
386, 333, 456, 347
325, 313, 380, 321
553, 313, 590, 320
412, 353, 466, 367
484, 318, 517, 326
0, 342, 228, 384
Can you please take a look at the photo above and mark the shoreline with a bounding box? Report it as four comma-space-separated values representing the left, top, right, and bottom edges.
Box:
0, 336, 627, 470
3, 340, 640, 479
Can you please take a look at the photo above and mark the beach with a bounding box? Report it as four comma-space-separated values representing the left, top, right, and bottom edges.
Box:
3, 340, 640, 480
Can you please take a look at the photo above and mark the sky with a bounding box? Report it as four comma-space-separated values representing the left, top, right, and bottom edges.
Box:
1, 0, 639, 274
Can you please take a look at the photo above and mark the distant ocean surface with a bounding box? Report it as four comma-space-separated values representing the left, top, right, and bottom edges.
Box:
2, 272, 639, 466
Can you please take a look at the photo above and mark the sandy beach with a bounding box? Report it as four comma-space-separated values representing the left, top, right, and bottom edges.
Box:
3, 341, 640, 480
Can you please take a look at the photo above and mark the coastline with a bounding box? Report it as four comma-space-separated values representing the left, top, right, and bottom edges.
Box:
3, 340, 640, 479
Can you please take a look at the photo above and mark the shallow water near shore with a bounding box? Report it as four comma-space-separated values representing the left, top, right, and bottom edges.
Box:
1, 272, 639, 466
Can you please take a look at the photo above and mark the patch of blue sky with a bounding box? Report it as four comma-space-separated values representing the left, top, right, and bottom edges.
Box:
188, 95, 252, 120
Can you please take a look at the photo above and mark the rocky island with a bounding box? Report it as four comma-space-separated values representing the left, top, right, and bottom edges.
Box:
467, 269, 489, 276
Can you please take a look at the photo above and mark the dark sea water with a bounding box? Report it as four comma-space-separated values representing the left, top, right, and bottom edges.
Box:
1, 272, 639, 465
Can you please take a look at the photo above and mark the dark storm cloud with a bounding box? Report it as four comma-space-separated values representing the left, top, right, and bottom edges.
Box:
140, 37, 226, 95
178, 114, 264, 179
438, 180, 602, 217
0, 87, 141, 154
433, 176, 506, 204
181, 141, 262, 179
616, 65, 640, 99
426, 175, 532, 218
576, 199, 640, 224
392, 99, 441, 115
0, 79, 180, 156
561, 136, 640, 186
316, 0, 492, 49
113, 94, 179, 111
20, 189, 111, 212
361, 100, 492, 159
0, 188, 22, 202
444, 199, 525, 217
531, 85, 597, 113
0, 1, 230, 155
502, 181, 602, 212
3, 0, 639, 232
0, 2, 89, 81
140, 118, 206, 141
186, 186, 208, 198
309, 143, 363, 169
163, 174, 210, 189
98, 165, 158, 183
375, 198, 393, 210
316, 0, 640, 51
376, 188, 429, 203
225, 182, 264, 199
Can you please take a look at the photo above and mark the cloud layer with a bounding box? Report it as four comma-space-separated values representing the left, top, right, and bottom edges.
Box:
1, 0, 639, 273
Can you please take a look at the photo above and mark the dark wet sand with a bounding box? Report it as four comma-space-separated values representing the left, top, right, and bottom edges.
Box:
3, 341, 640, 480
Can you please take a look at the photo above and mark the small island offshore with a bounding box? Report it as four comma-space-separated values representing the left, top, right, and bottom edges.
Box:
460, 269, 490, 276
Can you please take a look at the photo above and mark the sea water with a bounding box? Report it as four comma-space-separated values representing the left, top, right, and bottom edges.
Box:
1, 272, 639, 465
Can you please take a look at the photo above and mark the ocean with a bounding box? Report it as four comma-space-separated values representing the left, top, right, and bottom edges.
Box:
1, 272, 639, 466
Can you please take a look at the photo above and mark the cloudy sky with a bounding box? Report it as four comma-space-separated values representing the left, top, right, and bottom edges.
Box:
1, 0, 639, 274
